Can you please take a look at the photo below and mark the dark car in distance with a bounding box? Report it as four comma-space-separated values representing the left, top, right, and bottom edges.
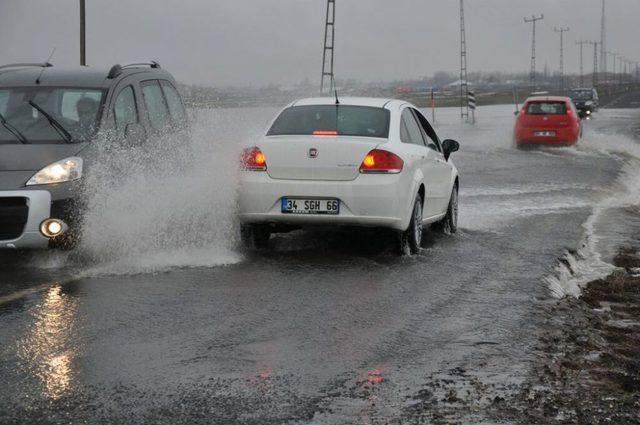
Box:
0, 61, 188, 249
569, 88, 599, 118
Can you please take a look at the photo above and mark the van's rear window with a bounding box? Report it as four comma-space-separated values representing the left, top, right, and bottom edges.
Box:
526, 102, 567, 115
267, 105, 390, 138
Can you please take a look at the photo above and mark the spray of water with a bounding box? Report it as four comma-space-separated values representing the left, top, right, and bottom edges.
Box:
75, 110, 262, 275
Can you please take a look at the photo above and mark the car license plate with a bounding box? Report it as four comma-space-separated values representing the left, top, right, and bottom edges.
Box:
281, 198, 340, 215
534, 131, 556, 137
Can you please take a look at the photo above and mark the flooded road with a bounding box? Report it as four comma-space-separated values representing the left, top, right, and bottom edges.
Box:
1, 105, 639, 423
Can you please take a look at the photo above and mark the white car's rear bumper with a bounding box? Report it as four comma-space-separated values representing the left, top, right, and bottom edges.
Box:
238, 172, 413, 232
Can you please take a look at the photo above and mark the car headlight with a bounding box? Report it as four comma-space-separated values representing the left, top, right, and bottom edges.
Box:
26, 157, 83, 186
585, 101, 593, 106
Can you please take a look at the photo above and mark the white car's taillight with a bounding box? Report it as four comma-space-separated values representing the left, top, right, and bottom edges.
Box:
359, 149, 403, 174
241, 147, 267, 171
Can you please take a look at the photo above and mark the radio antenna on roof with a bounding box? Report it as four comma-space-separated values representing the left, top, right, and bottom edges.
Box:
334, 88, 340, 105
36, 48, 56, 85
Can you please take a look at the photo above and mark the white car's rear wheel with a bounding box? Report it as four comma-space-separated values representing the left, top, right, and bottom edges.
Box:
397, 193, 423, 255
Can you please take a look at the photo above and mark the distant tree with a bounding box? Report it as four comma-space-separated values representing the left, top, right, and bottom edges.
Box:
431, 71, 456, 87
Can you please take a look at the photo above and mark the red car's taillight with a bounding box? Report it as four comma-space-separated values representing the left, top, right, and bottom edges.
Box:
359, 149, 404, 174
241, 147, 267, 171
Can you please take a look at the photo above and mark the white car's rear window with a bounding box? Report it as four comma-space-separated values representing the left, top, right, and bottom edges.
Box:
268, 105, 390, 138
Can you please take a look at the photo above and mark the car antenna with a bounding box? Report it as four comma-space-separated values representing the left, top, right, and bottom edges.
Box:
35, 48, 56, 85
334, 89, 340, 105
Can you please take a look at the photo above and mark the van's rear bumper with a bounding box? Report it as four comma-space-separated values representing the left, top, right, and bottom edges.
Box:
0, 190, 52, 249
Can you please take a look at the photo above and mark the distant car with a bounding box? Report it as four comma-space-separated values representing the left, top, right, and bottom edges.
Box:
570, 88, 599, 117
514, 96, 582, 147
0, 61, 188, 249
238, 97, 460, 255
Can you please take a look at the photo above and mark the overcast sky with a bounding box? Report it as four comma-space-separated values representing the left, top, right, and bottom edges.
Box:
1, 0, 638, 87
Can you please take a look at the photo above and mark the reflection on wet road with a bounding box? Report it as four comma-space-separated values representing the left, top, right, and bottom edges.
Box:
0, 105, 639, 423
17, 285, 78, 400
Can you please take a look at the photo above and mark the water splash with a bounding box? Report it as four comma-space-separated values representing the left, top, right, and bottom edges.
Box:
76, 110, 258, 275
546, 129, 640, 298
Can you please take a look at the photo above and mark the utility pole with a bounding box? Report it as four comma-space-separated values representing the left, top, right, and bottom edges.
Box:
554, 27, 569, 92
600, 0, 607, 75
624, 59, 631, 84
587, 41, 600, 87
459, 0, 469, 121
610, 52, 615, 77
615, 54, 624, 86
524, 15, 544, 92
604, 51, 616, 82
320, 0, 336, 94
576, 40, 589, 87
79, 0, 86, 66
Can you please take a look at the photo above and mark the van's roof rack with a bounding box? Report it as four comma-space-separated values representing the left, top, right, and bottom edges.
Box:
107, 61, 161, 79
0, 62, 53, 71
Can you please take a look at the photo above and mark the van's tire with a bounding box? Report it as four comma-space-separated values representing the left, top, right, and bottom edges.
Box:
434, 186, 458, 235
397, 193, 423, 255
240, 224, 271, 249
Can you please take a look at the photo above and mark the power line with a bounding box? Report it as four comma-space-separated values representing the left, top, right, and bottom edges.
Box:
609, 52, 615, 76
524, 14, 544, 92
576, 40, 589, 87
614, 53, 624, 85
600, 0, 607, 75
622, 58, 631, 83
554, 27, 569, 92
604, 50, 616, 83
320, 0, 336, 94
460, 0, 469, 121
80, 0, 86, 66
587, 41, 600, 87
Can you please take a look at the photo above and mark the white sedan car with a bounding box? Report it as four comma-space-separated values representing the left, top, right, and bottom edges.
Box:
238, 97, 460, 254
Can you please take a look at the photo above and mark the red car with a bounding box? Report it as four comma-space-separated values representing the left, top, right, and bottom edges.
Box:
514, 96, 582, 147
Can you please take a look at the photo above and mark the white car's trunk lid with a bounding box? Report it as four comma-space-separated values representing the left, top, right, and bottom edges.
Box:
260, 135, 383, 181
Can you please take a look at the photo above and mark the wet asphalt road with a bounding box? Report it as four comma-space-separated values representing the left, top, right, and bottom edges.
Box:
0, 105, 637, 424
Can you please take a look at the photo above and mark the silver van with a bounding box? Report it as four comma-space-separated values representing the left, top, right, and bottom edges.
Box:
0, 62, 188, 249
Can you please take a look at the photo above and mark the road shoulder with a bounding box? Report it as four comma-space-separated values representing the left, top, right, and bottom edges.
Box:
493, 248, 640, 424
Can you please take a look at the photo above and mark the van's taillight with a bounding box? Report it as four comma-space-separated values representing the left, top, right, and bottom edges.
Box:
359, 149, 403, 174
241, 147, 267, 171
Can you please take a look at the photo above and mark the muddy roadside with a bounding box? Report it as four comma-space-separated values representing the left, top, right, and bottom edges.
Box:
400, 245, 640, 424
490, 246, 640, 424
